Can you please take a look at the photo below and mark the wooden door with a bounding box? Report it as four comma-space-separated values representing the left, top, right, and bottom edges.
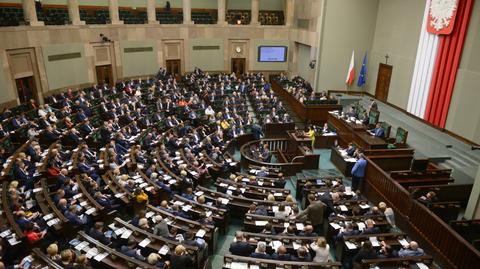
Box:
95, 65, 113, 85
375, 63, 393, 102
15, 76, 36, 104
166, 59, 181, 76
231, 58, 246, 76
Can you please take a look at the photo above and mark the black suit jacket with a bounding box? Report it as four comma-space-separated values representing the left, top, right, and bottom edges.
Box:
170, 254, 193, 269
229, 241, 254, 257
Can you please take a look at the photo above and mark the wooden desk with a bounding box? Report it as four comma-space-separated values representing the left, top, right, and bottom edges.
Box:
315, 133, 339, 148
271, 80, 342, 124
327, 113, 387, 149
330, 147, 355, 177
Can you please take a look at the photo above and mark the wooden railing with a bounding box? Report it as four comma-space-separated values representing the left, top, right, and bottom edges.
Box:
240, 139, 303, 176
363, 157, 480, 268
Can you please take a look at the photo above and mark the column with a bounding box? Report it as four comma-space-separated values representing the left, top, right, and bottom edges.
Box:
217, 0, 227, 25
251, 0, 259, 25
285, 0, 294, 27
68, 0, 85, 25
183, 0, 193, 24
22, 0, 44, 26
109, 0, 123, 25
147, 0, 158, 24
465, 167, 480, 219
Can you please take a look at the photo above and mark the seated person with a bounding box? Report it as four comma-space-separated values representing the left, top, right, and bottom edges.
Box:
398, 241, 425, 257
250, 242, 270, 259
88, 222, 111, 245
378, 241, 399, 258
120, 238, 146, 261
271, 245, 292, 261
346, 143, 356, 157
418, 191, 438, 205
361, 219, 380, 235
291, 246, 312, 261
353, 241, 378, 265
368, 123, 385, 138
345, 107, 358, 119
298, 225, 318, 237
229, 231, 254, 256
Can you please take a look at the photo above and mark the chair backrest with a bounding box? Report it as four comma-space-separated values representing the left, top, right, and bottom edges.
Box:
368, 109, 380, 125
380, 121, 391, 138
395, 127, 408, 144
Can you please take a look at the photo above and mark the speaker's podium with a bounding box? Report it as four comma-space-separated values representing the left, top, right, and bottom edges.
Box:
286, 130, 320, 170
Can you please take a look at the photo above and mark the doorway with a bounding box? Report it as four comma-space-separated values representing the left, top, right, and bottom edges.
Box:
95, 64, 113, 85
231, 58, 246, 77
166, 59, 181, 76
375, 63, 392, 102
15, 76, 37, 104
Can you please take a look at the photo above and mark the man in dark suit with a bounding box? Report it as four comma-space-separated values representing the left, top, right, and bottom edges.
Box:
250, 242, 271, 259
79, 119, 94, 136
369, 122, 385, 138
361, 219, 380, 235
120, 238, 146, 261
296, 194, 326, 234
89, 222, 111, 245
271, 245, 292, 261
229, 232, 254, 256
65, 206, 87, 226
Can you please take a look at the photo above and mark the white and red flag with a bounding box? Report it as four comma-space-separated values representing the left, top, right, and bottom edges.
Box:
345, 50, 355, 86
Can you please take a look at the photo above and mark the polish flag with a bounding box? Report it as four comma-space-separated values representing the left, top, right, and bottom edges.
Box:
345, 50, 355, 86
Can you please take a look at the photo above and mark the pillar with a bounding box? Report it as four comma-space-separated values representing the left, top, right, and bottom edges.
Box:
465, 166, 480, 219
217, 0, 227, 25
109, 0, 123, 25
22, 0, 44, 26
147, 0, 158, 24
68, 0, 85, 25
251, 0, 259, 25
285, 0, 294, 27
183, 0, 193, 24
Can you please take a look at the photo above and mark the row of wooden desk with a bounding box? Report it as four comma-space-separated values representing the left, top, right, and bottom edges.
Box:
270, 79, 343, 124
327, 112, 387, 149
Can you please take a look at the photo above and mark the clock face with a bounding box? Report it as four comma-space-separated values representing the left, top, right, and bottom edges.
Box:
235, 46, 242, 53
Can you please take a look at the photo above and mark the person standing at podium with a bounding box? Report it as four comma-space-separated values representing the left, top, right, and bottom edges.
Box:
306, 126, 315, 150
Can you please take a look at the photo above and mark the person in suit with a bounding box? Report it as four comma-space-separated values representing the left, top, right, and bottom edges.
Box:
251, 124, 263, 140
398, 241, 425, 257
152, 215, 171, 237
120, 238, 146, 261
170, 245, 194, 268
250, 242, 270, 259
351, 153, 367, 191
298, 225, 318, 237
229, 231, 254, 257
369, 123, 385, 138
88, 222, 111, 245
345, 107, 358, 118
291, 246, 312, 262
361, 219, 380, 235
65, 206, 87, 226
295, 194, 326, 234
353, 241, 378, 265
43, 125, 59, 145
256, 166, 268, 177
335, 223, 359, 241
271, 245, 292, 261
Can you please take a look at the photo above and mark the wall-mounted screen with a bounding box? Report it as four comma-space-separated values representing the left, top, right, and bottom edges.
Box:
258, 46, 287, 62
